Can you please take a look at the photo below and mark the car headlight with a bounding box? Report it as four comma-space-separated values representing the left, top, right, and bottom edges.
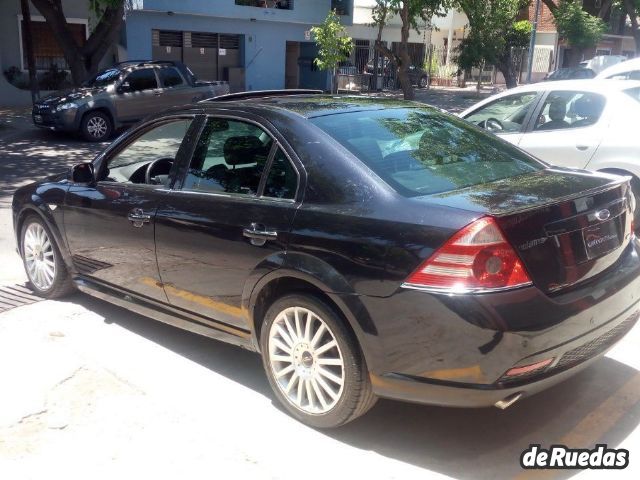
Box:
56, 102, 78, 112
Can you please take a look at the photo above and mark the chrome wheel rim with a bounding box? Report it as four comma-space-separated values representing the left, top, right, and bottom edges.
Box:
268, 306, 345, 415
23, 223, 56, 291
86, 116, 107, 138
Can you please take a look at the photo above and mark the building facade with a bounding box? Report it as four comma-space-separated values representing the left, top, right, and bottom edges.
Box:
126, 0, 354, 92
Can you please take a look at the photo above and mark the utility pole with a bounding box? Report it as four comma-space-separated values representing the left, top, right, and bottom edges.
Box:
526, 0, 541, 83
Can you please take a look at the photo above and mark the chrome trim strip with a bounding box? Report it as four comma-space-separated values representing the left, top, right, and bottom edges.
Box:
400, 282, 533, 295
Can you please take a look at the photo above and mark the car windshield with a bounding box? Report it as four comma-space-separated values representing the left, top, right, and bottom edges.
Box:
310, 108, 542, 197
82, 68, 121, 87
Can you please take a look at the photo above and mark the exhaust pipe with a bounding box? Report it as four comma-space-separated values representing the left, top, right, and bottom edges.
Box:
494, 392, 524, 410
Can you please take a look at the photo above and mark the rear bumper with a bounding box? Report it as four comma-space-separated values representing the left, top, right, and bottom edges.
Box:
358, 237, 640, 407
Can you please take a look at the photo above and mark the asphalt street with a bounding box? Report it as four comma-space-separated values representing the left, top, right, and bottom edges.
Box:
0, 99, 639, 480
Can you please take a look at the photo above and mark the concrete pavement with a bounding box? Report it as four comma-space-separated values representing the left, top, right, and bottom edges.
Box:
1, 104, 639, 480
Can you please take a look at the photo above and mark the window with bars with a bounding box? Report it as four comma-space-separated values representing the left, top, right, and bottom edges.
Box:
21, 20, 86, 70
159, 30, 183, 47
235, 0, 293, 9
331, 0, 349, 15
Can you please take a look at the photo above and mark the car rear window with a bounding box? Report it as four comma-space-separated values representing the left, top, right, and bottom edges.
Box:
310, 108, 542, 197
624, 86, 640, 103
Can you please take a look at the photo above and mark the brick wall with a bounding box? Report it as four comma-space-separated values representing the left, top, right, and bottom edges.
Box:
528, 1, 557, 33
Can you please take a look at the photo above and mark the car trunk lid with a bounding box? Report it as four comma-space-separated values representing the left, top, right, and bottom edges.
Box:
426, 168, 634, 293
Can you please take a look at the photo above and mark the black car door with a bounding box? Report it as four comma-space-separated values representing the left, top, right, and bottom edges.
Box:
154, 114, 301, 330
62, 116, 199, 301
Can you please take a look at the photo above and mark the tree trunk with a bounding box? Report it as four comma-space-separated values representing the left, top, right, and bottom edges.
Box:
397, 3, 414, 100
30, 0, 125, 85
20, 0, 40, 103
623, 0, 640, 55
497, 61, 518, 88
564, 47, 583, 67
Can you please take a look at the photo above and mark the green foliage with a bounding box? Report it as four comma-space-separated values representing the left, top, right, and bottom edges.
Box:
555, 0, 606, 49
311, 10, 354, 73
455, 0, 530, 71
372, 0, 452, 32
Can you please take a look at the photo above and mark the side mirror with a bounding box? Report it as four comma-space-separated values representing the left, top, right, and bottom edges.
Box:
117, 81, 130, 94
70, 162, 96, 184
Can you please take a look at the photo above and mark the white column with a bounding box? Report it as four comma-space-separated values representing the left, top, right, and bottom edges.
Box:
445, 11, 455, 66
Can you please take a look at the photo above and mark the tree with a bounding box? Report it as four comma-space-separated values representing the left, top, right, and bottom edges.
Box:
554, 0, 606, 64
541, 0, 608, 65
311, 10, 354, 94
20, 0, 40, 102
456, 1, 531, 89
30, 0, 125, 85
622, 0, 640, 54
371, 1, 449, 100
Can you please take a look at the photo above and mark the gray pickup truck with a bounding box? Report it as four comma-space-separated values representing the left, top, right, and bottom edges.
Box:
32, 61, 229, 141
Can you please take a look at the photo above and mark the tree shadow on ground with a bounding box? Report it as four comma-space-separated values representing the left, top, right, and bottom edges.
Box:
71, 292, 640, 480
0, 129, 107, 201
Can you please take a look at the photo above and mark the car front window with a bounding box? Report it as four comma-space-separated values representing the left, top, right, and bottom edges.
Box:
311, 108, 542, 197
464, 92, 538, 133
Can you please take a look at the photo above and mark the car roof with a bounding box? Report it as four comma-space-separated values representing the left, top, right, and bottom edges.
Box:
501, 79, 640, 93
202, 94, 427, 118
596, 57, 640, 78
458, 79, 640, 117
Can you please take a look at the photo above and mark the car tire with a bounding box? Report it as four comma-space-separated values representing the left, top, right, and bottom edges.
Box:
260, 293, 377, 428
20, 215, 75, 299
80, 111, 112, 142
419, 76, 428, 88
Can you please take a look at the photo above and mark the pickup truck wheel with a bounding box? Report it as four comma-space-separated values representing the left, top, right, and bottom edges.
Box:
81, 111, 112, 142
419, 76, 428, 88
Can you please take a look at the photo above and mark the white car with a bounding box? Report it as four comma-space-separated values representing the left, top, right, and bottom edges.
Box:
596, 57, 640, 80
459, 80, 640, 221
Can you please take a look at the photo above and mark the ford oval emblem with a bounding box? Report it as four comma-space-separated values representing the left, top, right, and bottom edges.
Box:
595, 209, 611, 221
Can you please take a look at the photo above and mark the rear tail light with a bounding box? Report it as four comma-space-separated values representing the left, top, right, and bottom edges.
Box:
404, 217, 532, 293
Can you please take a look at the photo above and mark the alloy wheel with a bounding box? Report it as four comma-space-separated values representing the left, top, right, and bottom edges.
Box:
23, 223, 56, 291
86, 116, 108, 139
267, 306, 345, 415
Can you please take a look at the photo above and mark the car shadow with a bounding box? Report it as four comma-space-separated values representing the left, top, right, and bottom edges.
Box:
72, 293, 640, 479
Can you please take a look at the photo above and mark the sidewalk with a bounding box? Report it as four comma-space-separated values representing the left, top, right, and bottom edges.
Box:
364, 84, 503, 113
0, 107, 33, 140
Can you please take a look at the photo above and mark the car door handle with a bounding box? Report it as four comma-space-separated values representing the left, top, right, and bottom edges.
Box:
128, 208, 151, 227
576, 145, 590, 151
243, 223, 278, 246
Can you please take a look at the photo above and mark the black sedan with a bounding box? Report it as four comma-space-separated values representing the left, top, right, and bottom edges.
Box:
12, 92, 640, 428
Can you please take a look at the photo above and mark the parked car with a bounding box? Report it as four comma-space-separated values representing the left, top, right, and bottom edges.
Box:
579, 54, 628, 74
31, 60, 229, 142
543, 67, 595, 81
13, 91, 640, 428
459, 79, 640, 225
366, 58, 430, 88
596, 57, 640, 80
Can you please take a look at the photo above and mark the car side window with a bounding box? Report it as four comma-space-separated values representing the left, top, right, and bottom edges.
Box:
103, 119, 192, 183
534, 91, 605, 131
159, 67, 184, 88
124, 68, 158, 92
183, 118, 274, 195
263, 148, 297, 200
464, 92, 538, 133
